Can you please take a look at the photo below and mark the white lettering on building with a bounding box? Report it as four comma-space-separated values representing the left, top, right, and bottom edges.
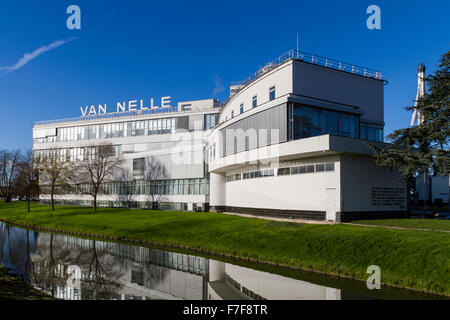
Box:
80, 97, 173, 117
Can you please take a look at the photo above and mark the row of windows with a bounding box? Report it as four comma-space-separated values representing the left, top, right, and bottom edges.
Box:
225, 162, 335, 182
288, 104, 383, 142
225, 174, 241, 182
242, 169, 274, 180
278, 162, 335, 176
34, 118, 176, 144
40, 198, 192, 211
289, 105, 360, 140
218, 103, 384, 160
34, 114, 219, 144
40, 178, 209, 196
34, 146, 122, 162
229, 86, 275, 120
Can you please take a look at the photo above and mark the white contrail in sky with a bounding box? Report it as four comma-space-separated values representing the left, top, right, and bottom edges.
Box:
0, 37, 77, 75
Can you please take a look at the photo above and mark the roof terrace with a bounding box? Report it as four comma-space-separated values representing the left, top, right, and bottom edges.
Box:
228, 49, 386, 99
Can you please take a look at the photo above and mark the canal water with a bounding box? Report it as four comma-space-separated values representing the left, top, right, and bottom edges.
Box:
0, 222, 445, 300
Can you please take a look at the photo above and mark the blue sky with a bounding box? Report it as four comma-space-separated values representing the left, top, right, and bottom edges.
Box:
0, 0, 449, 150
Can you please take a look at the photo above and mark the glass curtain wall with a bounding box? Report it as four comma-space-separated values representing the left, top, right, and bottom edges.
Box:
289, 104, 359, 140
288, 103, 383, 142
35, 118, 177, 143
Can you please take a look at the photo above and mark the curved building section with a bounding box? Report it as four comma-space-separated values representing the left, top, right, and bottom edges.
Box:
208, 51, 406, 222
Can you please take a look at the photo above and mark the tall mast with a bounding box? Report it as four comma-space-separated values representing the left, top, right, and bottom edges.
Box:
411, 63, 426, 126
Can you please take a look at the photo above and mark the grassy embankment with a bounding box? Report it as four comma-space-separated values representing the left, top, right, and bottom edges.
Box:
0, 265, 54, 300
0, 201, 449, 296
352, 219, 450, 231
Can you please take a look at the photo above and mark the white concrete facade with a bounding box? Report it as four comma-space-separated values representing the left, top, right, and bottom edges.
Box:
33, 50, 406, 221
33, 99, 220, 211
207, 53, 406, 222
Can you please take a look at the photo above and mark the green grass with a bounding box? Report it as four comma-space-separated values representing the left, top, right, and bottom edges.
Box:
352, 219, 450, 231
0, 265, 54, 300
0, 201, 449, 296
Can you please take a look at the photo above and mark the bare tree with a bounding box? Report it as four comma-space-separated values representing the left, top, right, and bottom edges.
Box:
144, 157, 168, 210
0, 149, 21, 202
16, 150, 40, 212
40, 149, 70, 211
114, 166, 133, 208
69, 143, 123, 211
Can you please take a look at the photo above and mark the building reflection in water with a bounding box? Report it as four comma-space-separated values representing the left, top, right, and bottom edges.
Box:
0, 223, 342, 300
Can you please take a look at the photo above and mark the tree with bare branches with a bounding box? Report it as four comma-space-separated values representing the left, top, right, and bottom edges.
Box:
69, 143, 123, 211
0, 149, 21, 203
40, 149, 70, 211
16, 150, 40, 212
114, 166, 134, 208
144, 157, 168, 210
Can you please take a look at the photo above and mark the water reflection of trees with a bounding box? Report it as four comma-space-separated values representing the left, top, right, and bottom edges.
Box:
80, 240, 125, 299
0, 223, 37, 280
1, 224, 206, 300
30, 235, 125, 299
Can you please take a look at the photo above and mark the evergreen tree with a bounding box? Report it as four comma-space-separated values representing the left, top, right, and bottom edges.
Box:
370, 50, 449, 207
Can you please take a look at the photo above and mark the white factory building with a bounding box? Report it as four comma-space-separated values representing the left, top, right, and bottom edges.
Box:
33, 50, 408, 222
33, 98, 221, 212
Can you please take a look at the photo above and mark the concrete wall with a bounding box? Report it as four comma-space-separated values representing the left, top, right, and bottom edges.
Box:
340, 153, 406, 213
219, 61, 293, 122
292, 60, 384, 124
224, 155, 340, 212
209, 173, 226, 208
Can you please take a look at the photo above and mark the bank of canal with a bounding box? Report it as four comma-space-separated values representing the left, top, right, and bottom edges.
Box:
0, 202, 449, 297
0, 221, 448, 300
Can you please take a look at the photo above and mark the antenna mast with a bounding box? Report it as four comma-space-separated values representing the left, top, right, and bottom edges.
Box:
410, 63, 426, 126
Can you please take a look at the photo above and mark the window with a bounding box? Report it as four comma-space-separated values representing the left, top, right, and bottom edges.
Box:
226, 174, 241, 182
242, 169, 273, 180
269, 86, 275, 101
231, 111, 234, 119
298, 106, 321, 138
315, 164, 325, 172
278, 167, 290, 175
181, 104, 191, 111
133, 158, 145, 171
360, 125, 383, 142
205, 114, 218, 130
261, 169, 274, 177
252, 96, 257, 108
289, 104, 360, 140
240, 104, 244, 114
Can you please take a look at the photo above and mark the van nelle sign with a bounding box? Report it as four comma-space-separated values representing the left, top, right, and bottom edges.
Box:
80, 96, 172, 117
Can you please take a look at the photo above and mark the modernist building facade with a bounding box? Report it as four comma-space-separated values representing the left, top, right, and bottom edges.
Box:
33, 50, 407, 221
33, 99, 221, 211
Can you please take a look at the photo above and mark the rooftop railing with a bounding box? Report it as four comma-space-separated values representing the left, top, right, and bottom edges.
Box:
229, 49, 384, 96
